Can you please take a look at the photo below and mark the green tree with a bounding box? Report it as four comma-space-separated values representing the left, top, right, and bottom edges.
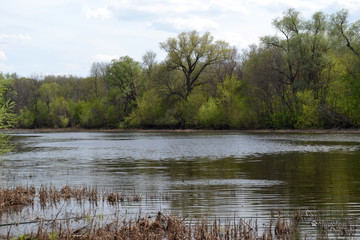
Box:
261, 9, 305, 94
105, 56, 144, 115
330, 9, 360, 58
160, 30, 231, 99
126, 89, 164, 128
78, 98, 107, 128
197, 98, 223, 129
17, 107, 35, 128
242, 45, 295, 128
0, 74, 16, 153
295, 90, 320, 129
261, 10, 332, 95
328, 10, 360, 127
217, 75, 255, 129
181, 88, 207, 127
142, 51, 157, 78
303, 11, 332, 100
0, 75, 15, 129
49, 96, 69, 128
90, 62, 108, 97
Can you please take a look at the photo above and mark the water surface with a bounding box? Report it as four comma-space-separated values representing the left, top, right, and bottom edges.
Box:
2, 131, 360, 234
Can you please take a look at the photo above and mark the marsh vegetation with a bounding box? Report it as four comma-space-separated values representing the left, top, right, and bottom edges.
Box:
0, 185, 358, 239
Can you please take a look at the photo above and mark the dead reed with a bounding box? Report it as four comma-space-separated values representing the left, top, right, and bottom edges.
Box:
39, 185, 100, 208
1, 211, 296, 240
0, 186, 35, 215
0, 185, 358, 239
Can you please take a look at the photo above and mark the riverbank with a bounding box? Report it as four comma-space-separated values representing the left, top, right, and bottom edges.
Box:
6, 127, 360, 134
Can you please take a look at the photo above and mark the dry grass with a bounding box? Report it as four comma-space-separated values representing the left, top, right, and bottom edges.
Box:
39, 185, 99, 208
0, 185, 358, 239
3, 212, 295, 240
0, 186, 35, 215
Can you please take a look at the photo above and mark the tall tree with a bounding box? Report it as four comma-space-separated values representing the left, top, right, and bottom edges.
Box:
330, 9, 360, 58
142, 51, 157, 77
105, 56, 143, 114
261, 9, 306, 94
160, 30, 231, 99
90, 62, 108, 97
303, 11, 332, 99
261, 9, 332, 101
0, 75, 15, 153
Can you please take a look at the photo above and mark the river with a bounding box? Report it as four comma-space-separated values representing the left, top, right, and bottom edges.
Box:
2, 131, 360, 237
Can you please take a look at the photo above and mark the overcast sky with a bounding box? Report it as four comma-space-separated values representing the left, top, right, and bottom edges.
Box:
0, 0, 359, 77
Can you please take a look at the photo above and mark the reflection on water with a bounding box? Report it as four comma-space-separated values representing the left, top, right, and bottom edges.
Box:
2, 131, 360, 222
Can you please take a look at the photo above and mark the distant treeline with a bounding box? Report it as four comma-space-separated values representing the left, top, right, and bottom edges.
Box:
1, 9, 360, 130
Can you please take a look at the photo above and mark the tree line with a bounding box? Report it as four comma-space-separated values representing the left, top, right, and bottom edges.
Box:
1, 9, 360, 130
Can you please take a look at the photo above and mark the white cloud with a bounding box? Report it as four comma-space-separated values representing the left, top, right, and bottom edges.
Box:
154, 16, 219, 32
0, 33, 31, 43
214, 32, 252, 49
2, 0, 360, 77
108, 0, 210, 15
243, 0, 360, 13
90, 54, 119, 62
0, 62, 14, 72
337, 0, 360, 12
0, 51, 7, 61
106, 0, 360, 18
83, 6, 112, 19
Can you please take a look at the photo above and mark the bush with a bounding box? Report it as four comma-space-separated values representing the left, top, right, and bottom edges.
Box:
295, 90, 320, 129
17, 107, 35, 128
126, 89, 163, 128
197, 98, 223, 129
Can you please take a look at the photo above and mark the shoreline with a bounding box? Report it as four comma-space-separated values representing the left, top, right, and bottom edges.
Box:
5, 127, 360, 134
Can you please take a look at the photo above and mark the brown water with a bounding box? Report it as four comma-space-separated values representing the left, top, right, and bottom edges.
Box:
2, 131, 360, 237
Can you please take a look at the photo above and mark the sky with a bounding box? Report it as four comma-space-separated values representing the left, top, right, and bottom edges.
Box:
0, 0, 360, 78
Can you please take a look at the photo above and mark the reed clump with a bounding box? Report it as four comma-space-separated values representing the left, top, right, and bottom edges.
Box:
4, 212, 294, 240
0, 186, 35, 212
31, 185, 144, 208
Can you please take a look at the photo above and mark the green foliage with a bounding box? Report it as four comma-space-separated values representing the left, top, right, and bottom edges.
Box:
319, 53, 360, 128
180, 89, 207, 128
59, 116, 69, 128
330, 9, 360, 57
6, 8, 360, 130
126, 89, 164, 128
67, 100, 85, 127
48, 232, 58, 240
295, 90, 320, 129
0, 77, 16, 129
17, 107, 35, 128
217, 75, 256, 129
35, 99, 50, 127
160, 30, 231, 98
0, 74, 15, 154
197, 98, 223, 129
0, 99, 16, 129
39, 82, 60, 106
78, 98, 107, 128
15, 234, 31, 240
50, 96, 69, 128
105, 56, 144, 115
